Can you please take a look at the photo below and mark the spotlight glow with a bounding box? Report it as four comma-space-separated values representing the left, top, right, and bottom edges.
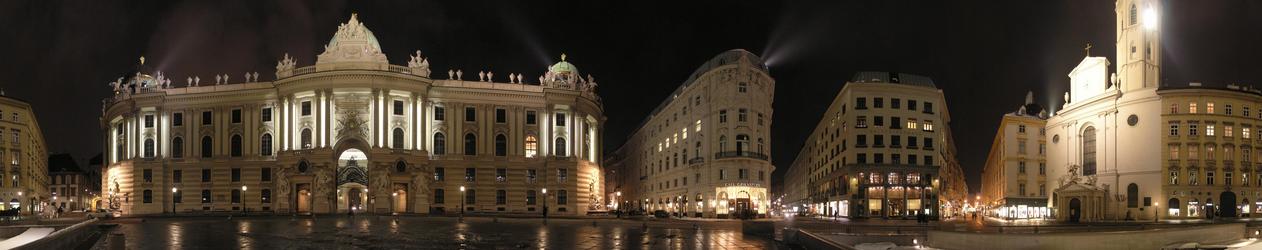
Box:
1143, 7, 1158, 31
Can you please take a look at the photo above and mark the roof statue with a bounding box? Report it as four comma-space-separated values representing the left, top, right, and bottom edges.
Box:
316, 13, 389, 70
275, 53, 297, 78
406, 50, 431, 77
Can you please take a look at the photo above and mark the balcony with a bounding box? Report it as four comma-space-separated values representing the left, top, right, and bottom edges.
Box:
713, 151, 769, 161
688, 157, 705, 165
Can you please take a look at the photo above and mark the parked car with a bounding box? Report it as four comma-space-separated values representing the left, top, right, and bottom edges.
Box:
653, 210, 669, 218
87, 209, 118, 219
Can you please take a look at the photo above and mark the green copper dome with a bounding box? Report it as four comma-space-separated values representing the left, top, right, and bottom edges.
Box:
548, 53, 579, 74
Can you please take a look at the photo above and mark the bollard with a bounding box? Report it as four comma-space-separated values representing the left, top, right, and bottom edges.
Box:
109, 233, 126, 250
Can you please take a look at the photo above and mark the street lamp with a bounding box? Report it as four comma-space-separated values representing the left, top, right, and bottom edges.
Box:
171, 187, 178, 214
241, 185, 248, 214
1154, 202, 1160, 223
542, 188, 549, 223
459, 186, 466, 221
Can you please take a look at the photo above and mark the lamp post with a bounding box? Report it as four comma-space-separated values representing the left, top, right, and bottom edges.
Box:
459, 186, 466, 221
171, 187, 178, 215
241, 185, 248, 215
1154, 202, 1160, 223
542, 188, 549, 223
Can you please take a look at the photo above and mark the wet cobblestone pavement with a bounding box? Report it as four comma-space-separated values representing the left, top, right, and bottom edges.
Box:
106, 216, 785, 249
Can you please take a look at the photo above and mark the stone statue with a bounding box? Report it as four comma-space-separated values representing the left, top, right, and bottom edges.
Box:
448, 69, 454, 80
194, 76, 201, 86
1063, 92, 1069, 103
478, 71, 486, 82
314, 167, 333, 197
488, 71, 494, 82
276, 167, 291, 203
245, 73, 252, 82
407, 50, 431, 77
187, 77, 192, 87
253, 72, 260, 82
223, 74, 229, 83
215, 75, 221, 85
456, 70, 463, 80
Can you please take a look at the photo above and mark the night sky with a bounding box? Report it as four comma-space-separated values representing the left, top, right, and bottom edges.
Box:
2, 1, 1260, 193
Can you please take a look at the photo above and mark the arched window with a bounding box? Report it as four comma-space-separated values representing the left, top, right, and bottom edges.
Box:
301, 128, 312, 149
495, 134, 507, 156
260, 133, 273, 156
230, 134, 243, 157
736, 134, 750, 155
1082, 126, 1097, 175
171, 137, 184, 158
1135, 3, 1145, 25
464, 133, 477, 156
555, 138, 567, 157
433, 133, 446, 155
396, 161, 407, 173
392, 128, 405, 149
1127, 183, 1139, 208
144, 139, 155, 158
261, 189, 272, 203
525, 135, 538, 158
201, 136, 213, 158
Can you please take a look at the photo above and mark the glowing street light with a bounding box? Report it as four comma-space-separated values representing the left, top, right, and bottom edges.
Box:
459, 186, 466, 220
1143, 7, 1159, 31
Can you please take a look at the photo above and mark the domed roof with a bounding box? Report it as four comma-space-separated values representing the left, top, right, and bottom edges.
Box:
316, 13, 388, 66
326, 13, 382, 51
548, 53, 579, 75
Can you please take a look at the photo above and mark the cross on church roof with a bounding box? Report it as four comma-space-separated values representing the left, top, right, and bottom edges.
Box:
1084, 43, 1093, 57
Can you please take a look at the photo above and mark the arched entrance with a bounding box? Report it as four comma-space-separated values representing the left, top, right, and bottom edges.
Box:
337, 149, 369, 214
1220, 192, 1238, 218
1069, 198, 1082, 222
734, 191, 752, 219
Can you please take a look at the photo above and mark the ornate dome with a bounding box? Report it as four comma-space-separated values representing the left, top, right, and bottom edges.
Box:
316, 13, 389, 67
548, 54, 579, 75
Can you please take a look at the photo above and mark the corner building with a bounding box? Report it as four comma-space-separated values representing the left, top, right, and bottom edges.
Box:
783, 72, 953, 219
100, 14, 605, 215
979, 93, 1050, 219
610, 50, 774, 218
0, 94, 50, 214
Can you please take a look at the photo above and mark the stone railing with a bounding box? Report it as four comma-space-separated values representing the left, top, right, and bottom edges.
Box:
714, 151, 769, 161
388, 65, 412, 74
688, 157, 705, 165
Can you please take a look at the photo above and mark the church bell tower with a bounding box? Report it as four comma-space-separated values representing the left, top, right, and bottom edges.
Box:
1115, 0, 1162, 91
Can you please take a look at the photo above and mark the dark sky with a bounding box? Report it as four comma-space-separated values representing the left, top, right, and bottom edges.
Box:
2, 1, 1260, 193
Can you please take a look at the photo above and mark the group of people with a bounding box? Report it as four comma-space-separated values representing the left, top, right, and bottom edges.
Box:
39, 204, 64, 219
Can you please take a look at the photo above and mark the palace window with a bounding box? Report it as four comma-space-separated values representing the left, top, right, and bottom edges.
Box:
145, 115, 154, 128
1227, 105, 1234, 115
1082, 127, 1097, 175
262, 167, 271, 182
526, 190, 537, 205
231, 168, 241, 182
143, 169, 153, 183
855, 98, 867, 109
202, 111, 213, 125
1226, 126, 1234, 137
464, 133, 477, 156
143, 190, 152, 203
231, 109, 242, 124
495, 134, 507, 156
261, 108, 272, 122
260, 133, 273, 156
435, 107, 446, 121
557, 190, 568, 205
1207, 125, 1216, 137
434, 168, 445, 181
433, 133, 446, 155
465, 106, 476, 122
173, 113, 184, 126
1169, 145, 1180, 159
465, 168, 476, 182
738, 109, 748, 122
1127, 183, 1139, 207
555, 113, 567, 126
495, 108, 506, 123
261, 189, 271, 203
892, 98, 902, 109
393, 100, 404, 115
1190, 103, 1198, 114
555, 138, 567, 157
526, 111, 537, 125
201, 136, 213, 158
202, 190, 212, 203
1226, 172, 1234, 186
874, 98, 884, 108
738, 82, 748, 93
719, 110, 727, 123
465, 190, 476, 205
301, 129, 312, 149
1208, 171, 1216, 186
856, 116, 868, 128
173, 170, 182, 183
1246, 128, 1253, 139
392, 128, 405, 149
1208, 102, 1216, 114
496, 190, 506, 205
1190, 124, 1199, 136
144, 139, 155, 158
1170, 104, 1178, 114
1170, 123, 1179, 136
301, 101, 311, 116
434, 189, 445, 204
230, 134, 242, 157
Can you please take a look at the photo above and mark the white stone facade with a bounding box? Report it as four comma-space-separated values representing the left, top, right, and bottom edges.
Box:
101, 14, 605, 216
608, 50, 774, 218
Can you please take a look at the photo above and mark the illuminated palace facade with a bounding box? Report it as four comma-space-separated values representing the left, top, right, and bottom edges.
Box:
101, 14, 605, 215
609, 50, 775, 218
783, 72, 958, 219
0, 94, 50, 214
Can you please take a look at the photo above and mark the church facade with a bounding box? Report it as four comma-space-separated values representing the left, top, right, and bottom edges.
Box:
100, 14, 605, 216
1047, 0, 1262, 222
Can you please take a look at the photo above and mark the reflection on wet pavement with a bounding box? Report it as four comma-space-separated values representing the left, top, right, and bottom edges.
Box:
108, 216, 786, 249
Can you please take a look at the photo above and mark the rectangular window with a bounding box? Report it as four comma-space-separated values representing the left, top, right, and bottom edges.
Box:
757, 113, 764, 126
435, 107, 446, 121
143, 169, 153, 183
738, 109, 748, 122
466, 189, 476, 204
556, 113, 567, 126
739, 169, 748, 179
231, 109, 242, 123
1039, 163, 1046, 175
1190, 124, 1199, 136
874, 98, 884, 108
173, 170, 182, 183
496, 190, 506, 205
1209, 102, 1216, 114
495, 108, 506, 123
262, 168, 271, 182
173, 113, 184, 126
1227, 104, 1234, 115
1170, 123, 1180, 136
856, 116, 868, 128
856, 98, 867, 109
719, 169, 726, 180
874, 135, 884, 146
1019, 162, 1027, 173
874, 153, 884, 164
261, 108, 272, 122
465, 107, 476, 122
496, 168, 507, 182
891, 98, 901, 109
202, 111, 212, 125
231, 168, 241, 182
202, 169, 211, 182
434, 189, 445, 204
890, 117, 901, 129
527, 169, 537, 183
1208, 171, 1216, 186
465, 168, 476, 182
1189, 103, 1198, 113
1208, 125, 1216, 136
526, 111, 537, 125
559, 169, 569, 182
924, 137, 934, 149
857, 154, 867, 163
434, 167, 445, 181
923, 102, 934, 114
908, 100, 917, 111
301, 101, 312, 116
393, 100, 405, 115
874, 116, 884, 127
145, 115, 155, 128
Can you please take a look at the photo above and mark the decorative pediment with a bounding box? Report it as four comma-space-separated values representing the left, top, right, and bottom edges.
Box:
316, 14, 389, 69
